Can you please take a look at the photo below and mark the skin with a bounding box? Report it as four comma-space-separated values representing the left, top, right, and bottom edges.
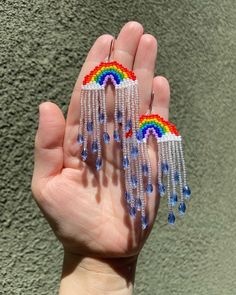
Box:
31, 21, 170, 294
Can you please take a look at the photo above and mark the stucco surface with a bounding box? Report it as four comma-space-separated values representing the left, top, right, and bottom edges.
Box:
1, 1, 236, 294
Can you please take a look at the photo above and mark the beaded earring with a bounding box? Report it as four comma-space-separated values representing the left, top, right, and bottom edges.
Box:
77, 40, 151, 229
138, 103, 191, 224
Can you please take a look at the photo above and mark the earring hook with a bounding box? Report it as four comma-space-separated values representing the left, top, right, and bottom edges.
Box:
147, 91, 154, 114
108, 38, 115, 62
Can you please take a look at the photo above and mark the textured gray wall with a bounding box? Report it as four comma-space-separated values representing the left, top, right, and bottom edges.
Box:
1, 1, 236, 294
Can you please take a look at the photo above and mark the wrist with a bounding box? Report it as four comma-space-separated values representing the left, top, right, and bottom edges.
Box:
59, 252, 138, 295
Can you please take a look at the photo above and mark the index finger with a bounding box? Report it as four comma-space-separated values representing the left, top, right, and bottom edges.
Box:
66, 34, 114, 127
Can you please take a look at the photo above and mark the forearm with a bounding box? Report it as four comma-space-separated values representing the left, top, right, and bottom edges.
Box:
59, 252, 138, 295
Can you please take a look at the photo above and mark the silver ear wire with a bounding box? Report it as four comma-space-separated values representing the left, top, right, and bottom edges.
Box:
108, 38, 115, 62
149, 91, 154, 114
146, 91, 155, 115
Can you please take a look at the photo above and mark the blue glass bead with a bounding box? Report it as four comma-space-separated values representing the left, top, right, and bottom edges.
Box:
91, 140, 98, 153
81, 148, 88, 161
142, 164, 149, 176
161, 162, 169, 175
131, 175, 138, 189
77, 134, 84, 144
146, 183, 153, 195
131, 146, 138, 159
136, 130, 143, 142
141, 215, 149, 230
158, 183, 166, 197
113, 130, 120, 142
129, 206, 136, 218
95, 157, 102, 171
183, 185, 191, 199
178, 202, 186, 215
125, 191, 131, 203
103, 132, 110, 144
87, 122, 93, 133
125, 119, 132, 132
98, 113, 105, 124
170, 192, 178, 207
116, 110, 122, 123
168, 212, 176, 224
122, 156, 129, 169
174, 171, 180, 184
135, 198, 142, 211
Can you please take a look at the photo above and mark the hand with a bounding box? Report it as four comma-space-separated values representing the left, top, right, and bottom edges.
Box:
31, 21, 170, 294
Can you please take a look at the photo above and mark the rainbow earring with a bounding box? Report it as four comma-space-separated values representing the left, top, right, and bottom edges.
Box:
77, 40, 151, 229
138, 100, 191, 224
77, 39, 190, 229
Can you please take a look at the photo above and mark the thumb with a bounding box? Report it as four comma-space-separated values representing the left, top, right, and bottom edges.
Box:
33, 102, 66, 180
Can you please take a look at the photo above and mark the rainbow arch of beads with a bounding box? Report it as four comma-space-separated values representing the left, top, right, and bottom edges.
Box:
82, 61, 136, 89
139, 114, 180, 142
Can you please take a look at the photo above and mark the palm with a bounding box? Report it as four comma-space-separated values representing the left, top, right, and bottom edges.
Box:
32, 22, 170, 258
